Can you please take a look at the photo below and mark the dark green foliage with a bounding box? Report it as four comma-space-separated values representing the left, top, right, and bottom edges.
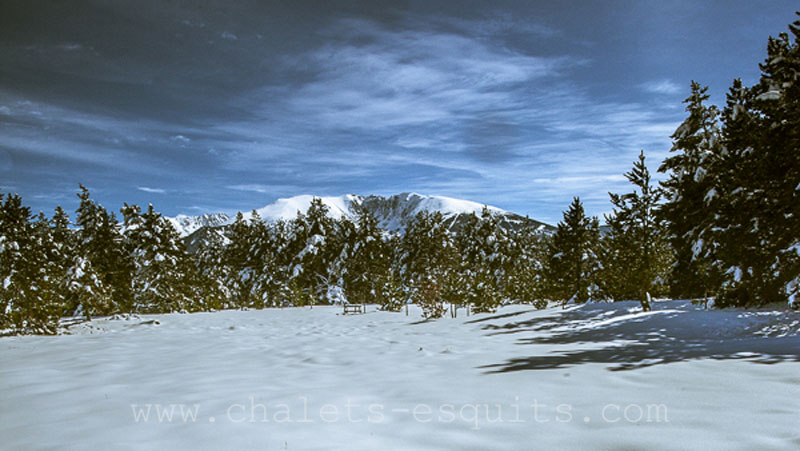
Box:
222, 212, 260, 307
709, 16, 800, 306
658, 82, 723, 300
661, 12, 800, 307
189, 229, 229, 311
284, 198, 345, 305
504, 221, 548, 308
544, 197, 601, 304
454, 208, 509, 312
123, 203, 191, 313
47, 206, 77, 316
601, 151, 672, 307
400, 210, 457, 318
75, 185, 132, 316
342, 207, 395, 308
0, 194, 62, 334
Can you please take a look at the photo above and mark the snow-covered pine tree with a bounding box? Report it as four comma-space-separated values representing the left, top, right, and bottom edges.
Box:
284, 198, 341, 305
323, 214, 352, 305
123, 203, 191, 313
46, 204, 106, 321
600, 151, 672, 309
47, 206, 75, 316
342, 206, 394, 307
400, 210, 457, 318
268, 220, 297, 306
709, 13, 800, 307
454, 207, 508, 313
246, 210, 292, 308
222, 211, 257, 307
379, 233, 407, 311
448, 212, 478, 310
75, 185, 132, 315
658, 82, 723, 300
544, 197, 600, 304
0, 194, 61, 334
505, 221, 548, 308
64, 253, 112, 322
190, 227, 229, 310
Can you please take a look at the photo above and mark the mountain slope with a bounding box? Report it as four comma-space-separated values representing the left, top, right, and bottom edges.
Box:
166, 213, 230, 237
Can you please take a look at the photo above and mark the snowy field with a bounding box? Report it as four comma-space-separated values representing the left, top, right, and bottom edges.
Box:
2, 300, 799, 450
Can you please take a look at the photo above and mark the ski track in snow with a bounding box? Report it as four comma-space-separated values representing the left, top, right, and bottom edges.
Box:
1, 300, 799, 450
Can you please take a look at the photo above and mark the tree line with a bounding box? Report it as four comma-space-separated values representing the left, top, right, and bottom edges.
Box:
1, 12, 797, 334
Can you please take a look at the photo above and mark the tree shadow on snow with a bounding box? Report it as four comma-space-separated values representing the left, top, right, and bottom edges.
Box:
464, 309, 535, 324
481, 301, 800, 373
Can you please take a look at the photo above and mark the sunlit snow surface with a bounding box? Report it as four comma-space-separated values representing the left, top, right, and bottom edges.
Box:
2, 300, 799, 450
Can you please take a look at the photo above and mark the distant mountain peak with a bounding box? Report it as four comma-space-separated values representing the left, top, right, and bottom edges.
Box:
167, 193, 552, 241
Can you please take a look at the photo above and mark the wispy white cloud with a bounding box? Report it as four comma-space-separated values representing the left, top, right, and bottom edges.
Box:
0, 91, 218, 176
171, 135, 191, 144
274, 18, 571, 132
227, 184, 301, 194
192, 15, 684, 222
56, 43, 83, 52
3, 12, 686, 222
641, 79, 682, 95
137, 186, 166, 194
439, 12, 560, 39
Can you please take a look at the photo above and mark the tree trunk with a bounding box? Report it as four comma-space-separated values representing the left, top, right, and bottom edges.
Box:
641, 292, 652, 312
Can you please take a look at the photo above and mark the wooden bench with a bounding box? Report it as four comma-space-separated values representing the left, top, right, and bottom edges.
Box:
343, 304, 365, 315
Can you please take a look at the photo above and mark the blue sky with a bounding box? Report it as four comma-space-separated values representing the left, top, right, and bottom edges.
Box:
0, 1, 797, 225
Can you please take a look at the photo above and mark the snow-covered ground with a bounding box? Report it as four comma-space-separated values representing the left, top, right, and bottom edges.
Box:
1, 301, 799, 450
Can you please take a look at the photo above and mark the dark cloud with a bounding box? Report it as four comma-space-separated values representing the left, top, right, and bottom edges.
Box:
1, 0, 798, 223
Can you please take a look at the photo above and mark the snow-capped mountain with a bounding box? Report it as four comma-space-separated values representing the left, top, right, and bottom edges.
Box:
253, 194, 361, 223
166, 213, 231, 237
361, 193, 509, 231
169, 193, 553, 250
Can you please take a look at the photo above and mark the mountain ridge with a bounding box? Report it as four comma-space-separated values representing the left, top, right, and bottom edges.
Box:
168, 193, 554, 251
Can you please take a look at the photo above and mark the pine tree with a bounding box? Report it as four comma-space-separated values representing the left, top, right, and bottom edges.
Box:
658, 82, 723, 300
47, 206, 76, 316
379, 233, 407, 311
709, 13, 800, 307
505, 222, 548, 308
75, 185, 132, 316
64, 253, 112, 321
600, 151, 672, 310
455, 207, 509, 313
401, 210, 457, 318
49, 207, 74, 271
544, 197, 600, 304
190, 228, 230, 310
123, 203, 191, 313
245, 211, 271, 308
0, 194, 61, 334
342, 207, 393, 307
282, 198, 341, 305
223, 211, 257, 307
